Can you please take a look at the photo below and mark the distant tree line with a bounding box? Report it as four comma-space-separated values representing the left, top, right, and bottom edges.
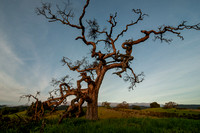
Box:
101, 101, 179, 109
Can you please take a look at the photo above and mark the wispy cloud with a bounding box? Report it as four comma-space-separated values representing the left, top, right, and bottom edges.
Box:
0, 33, 53, 105
0, 34, 25, 105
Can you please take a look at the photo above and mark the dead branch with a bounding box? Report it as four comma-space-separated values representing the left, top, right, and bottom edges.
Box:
114, 9, 148, 42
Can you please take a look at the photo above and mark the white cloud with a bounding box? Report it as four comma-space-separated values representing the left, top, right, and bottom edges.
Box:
0, 34, 24, 71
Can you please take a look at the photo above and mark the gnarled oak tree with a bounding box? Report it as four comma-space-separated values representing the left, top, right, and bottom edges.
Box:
23, 0, 200, 122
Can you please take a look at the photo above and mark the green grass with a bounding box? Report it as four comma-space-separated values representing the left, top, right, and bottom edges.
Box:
98, 107, 124, 119
1, 107, 200, 133
3, 117, 200, 133
7, 107, 200, 120
6, 110, 27, 118
144, 108, 200, 116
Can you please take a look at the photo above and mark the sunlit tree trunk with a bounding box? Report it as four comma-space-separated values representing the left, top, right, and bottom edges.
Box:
86, 69, 106, 120
86, 90, 99, 120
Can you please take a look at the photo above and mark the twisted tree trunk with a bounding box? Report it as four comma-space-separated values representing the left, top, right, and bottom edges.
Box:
86, 90, 99, 120
85, 69, 106, 120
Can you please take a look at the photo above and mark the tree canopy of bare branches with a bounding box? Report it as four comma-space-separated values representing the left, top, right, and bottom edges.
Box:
22, 0, 200, 122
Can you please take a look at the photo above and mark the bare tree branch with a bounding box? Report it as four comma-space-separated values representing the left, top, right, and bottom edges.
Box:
114, 9, 148, 42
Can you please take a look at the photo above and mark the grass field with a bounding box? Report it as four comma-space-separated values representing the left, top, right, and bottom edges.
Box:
1, 107, 200, 133
144, 108, 200, 115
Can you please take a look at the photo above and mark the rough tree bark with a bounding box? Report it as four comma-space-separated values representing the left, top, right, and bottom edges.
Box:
21, 0, 200, 122
86, 91, 98, 120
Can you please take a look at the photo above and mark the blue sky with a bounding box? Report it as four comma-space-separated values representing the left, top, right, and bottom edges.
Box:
0, 0, 200, 105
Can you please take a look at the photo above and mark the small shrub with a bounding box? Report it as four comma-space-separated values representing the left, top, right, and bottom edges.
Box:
150, 102, 160, 108
102, 101, 111, 109
132, 105, 141, 110
164, 101, 178, 109
116, 101, 129, 109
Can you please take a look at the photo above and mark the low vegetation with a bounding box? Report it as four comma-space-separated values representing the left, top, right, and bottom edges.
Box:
101, 101, 111, 109
164, 101, 178, 109
1, 106, 200, 132
2, 117, 200, 133
116, 101, 129, 109
132, 105, 141, 110
150, 102, 160, 108
0, 106, 28, 115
